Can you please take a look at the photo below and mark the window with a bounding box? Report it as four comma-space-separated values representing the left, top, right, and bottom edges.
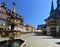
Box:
4, 14, 7, 19
18, 20, 20, 23
59, 27, 60, 32
15, 20, 17, 23
49, 19, 53, 22
2, 8, 6, 13
58, 20, 60, 22
58, 7, 60, 10
0, 7, 2, 11
0, 20, 6, 26
0, 13, 2, 17
50, 28, 56, 31
3, 21, 5, 25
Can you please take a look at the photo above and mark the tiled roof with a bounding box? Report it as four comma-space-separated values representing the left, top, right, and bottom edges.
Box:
48, 9, 60, 19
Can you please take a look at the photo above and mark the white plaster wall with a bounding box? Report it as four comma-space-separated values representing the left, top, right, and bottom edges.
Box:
29, 27, 32, 32
47, 26, 51, 35
56, 25, 60, 32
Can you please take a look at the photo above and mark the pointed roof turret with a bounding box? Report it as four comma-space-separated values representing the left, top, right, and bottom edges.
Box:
50, 0, 54, 13
12, 2, 16, 13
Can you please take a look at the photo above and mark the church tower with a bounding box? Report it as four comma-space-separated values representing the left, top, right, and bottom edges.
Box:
45, 0, 60, 36
50, 0, 54, 16
50, 0, 54, 13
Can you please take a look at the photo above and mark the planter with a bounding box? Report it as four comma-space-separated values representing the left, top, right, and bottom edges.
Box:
0, 39, 26, 47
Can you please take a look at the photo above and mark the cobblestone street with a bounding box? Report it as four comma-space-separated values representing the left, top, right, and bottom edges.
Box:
0, 33, 60, 47
19, 33, 60, 47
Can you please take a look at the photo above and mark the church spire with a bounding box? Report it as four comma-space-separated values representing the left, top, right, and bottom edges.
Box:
50, 0, 54, 13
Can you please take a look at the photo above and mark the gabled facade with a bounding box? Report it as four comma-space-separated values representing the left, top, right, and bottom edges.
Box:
0, 2, 10, 31
45, 0, 60, 36
25, 24, 36, 33
0, 2, 24, 31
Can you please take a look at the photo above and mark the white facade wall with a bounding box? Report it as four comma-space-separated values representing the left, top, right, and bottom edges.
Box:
47, 26, 51, 35
46, 25, 60, 36
56, 26, 60, 32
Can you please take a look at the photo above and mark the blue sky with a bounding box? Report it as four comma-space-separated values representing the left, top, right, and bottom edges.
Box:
0, 0, 57, 28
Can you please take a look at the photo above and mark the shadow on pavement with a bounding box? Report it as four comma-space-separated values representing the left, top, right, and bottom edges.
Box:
32, 33, 47, 36
32, 33, 60, 39
56, 42, 60, 45
43, 36, 60, 39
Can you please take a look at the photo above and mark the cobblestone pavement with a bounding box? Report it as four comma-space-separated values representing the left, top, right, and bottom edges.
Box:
0, 33, 60, 47
19, 33, 60, 47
